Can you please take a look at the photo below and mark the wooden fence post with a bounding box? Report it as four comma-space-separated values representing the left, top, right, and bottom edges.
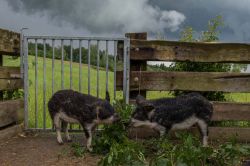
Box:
125, 32, 147, 103
0, 55, 3, 100
0, 28, 23, 140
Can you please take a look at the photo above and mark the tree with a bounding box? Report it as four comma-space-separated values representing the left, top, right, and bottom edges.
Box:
169, 15, 244, 101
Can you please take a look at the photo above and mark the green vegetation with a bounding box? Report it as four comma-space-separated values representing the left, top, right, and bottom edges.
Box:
92, 102, 250, 166
71, 142, 86, 157
147, 133, 250, 166
170, 16, 231, 101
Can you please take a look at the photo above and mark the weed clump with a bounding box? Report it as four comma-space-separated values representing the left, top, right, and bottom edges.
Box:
72, 101, 250, 166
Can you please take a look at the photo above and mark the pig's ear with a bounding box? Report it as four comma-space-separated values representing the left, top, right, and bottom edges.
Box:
105, 91, 110, 103
136, 95, 146, 105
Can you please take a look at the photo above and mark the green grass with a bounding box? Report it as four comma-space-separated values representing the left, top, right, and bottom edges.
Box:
3, 55, 250, 128
5, 55, 123, 128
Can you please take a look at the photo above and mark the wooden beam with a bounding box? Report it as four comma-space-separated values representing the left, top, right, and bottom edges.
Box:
212, 102, 250, 121
126, 32, 147, 101
0, 28, 20, 56
130, 40, 250, 63
116, 71, 250, 92
128, 127, 250, 142
0, 124, 23, 141
127, 100, 250, 121
0, 67, 21, 79
0, 79, 23, 90
126, 32, 147, 40
0, 99, 24, 128
0, 55, 2, 100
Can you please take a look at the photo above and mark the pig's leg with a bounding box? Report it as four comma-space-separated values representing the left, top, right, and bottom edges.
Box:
54, 113, 63, 144
83, 123, 95, 152
197, 119, 208, 146
64, 122, 72, 142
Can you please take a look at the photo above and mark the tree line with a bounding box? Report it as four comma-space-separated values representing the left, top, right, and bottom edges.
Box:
28, 43, 118, 71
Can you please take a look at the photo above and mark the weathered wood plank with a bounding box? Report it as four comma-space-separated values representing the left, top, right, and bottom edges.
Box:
126, 33, 147, 100
0, 124, 23, 141
116, 71, 250, 92
128, 99, 250, 121
0, 28, 20, 56
0, 54, 3, 100
0, 67, 21, 79
212, 102, 250, 121
0, 79, 23, 90
0, 99, 24, 128
126, 32, 147, 40
130, 40, 250, 63
128, 127, 250, 142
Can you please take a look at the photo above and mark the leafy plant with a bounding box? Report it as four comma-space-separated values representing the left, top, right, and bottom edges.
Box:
98, 139, 146, 166
71, 142, 86, 157
2, 89, 24, 100
92, 100, 134, 154
148, 133, 250, 166
92, 101, 148, 166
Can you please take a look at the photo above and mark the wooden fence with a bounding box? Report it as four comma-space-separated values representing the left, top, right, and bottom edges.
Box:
117, 32, 250, 142
0, 28, 23, 140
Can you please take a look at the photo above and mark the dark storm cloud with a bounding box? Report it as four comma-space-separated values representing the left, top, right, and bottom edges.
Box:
4, 0, 250, 42
149, 0, 250, 42
5, 0, 185, 34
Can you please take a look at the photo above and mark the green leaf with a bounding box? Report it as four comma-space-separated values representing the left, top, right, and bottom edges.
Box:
108, 155, 113, 164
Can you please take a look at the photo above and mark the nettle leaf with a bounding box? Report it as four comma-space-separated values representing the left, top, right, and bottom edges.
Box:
108, 155, 113, 164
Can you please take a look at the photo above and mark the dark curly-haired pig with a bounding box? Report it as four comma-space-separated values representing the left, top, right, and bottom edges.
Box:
130, 93, 213, 146
48, 89, 120, 151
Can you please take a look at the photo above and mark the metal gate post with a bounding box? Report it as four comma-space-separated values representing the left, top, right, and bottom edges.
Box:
23, 37, 29, 130
123, 38, 130, 104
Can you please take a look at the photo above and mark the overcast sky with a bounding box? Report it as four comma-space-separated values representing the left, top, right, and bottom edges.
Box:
1, 0, 250, 42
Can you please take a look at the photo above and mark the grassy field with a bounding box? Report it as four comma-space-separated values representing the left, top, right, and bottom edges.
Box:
3, 55, 250, 128
5, 55, 120, 128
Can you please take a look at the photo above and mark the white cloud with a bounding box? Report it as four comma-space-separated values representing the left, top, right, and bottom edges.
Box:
6, 0, 186, 34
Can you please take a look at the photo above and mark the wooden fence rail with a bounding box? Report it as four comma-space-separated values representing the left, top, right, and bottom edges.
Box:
116, 71, 250, 92
130, 39, 250, 63
120, 32, 250, 142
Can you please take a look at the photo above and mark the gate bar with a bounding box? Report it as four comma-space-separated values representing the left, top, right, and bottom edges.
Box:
106, 41, 109, 94
79, 40, 82, 92
70, 40, 73, 89
52, 39, 55, 94
43, 39, 47, 130
61, 40, 64, 89
35, 39, 38, 128
26, 36, 125, 41
114, 41, 117, 99
97, 40, 100, 98
87, 40, 91, 95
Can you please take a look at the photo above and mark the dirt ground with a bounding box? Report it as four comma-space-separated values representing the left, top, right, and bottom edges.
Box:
0, 132, 101, 166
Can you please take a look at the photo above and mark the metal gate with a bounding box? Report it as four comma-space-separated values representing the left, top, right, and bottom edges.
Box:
21, 34, 130, 130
